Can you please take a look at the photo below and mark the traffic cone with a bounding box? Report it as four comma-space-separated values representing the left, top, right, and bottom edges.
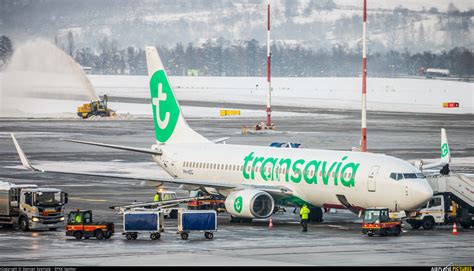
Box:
269, 216, 274, 229
452, 222, 458, 235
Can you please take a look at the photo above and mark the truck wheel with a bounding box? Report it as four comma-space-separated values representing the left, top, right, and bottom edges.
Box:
105, 231, 113, 239
74, 231, 83, 240
205, 232, 214, 240
422, 217, 435, 230
95, 230, 105, 240
460, 221, 471, 229
367, 232, 374, 237
150, 233, 160, 240
181, 232, 189, 240
125, 233, 133, 240
19, 217, 29, 232
132, 233, 138, 240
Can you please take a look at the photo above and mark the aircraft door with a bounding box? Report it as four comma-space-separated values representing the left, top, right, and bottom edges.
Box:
367, 166, 379, 192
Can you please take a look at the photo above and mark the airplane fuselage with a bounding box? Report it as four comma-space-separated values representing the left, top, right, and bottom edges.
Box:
153, 143, 433, 212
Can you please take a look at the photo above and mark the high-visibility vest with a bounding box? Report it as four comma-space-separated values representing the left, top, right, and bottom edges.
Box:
75, 215, 82, 223
154, 194, 160, 202
300, 206, 310, 220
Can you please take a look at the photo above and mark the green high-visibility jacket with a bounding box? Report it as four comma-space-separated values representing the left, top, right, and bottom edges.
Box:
300, 206, 310, 220
154, 194, 160, 202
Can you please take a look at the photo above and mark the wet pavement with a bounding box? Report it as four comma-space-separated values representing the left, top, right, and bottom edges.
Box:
0, 111, 473, 266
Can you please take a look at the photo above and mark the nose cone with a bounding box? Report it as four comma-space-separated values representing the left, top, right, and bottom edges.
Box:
410, 180, 433, 209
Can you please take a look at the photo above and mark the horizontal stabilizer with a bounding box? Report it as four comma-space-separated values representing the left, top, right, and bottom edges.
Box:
61, 138, 162, 156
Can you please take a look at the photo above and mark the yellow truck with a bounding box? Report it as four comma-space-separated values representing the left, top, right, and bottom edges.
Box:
77, 95, 116, 119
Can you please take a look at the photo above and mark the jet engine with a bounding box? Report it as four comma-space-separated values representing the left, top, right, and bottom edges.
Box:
224, 189, 274, 219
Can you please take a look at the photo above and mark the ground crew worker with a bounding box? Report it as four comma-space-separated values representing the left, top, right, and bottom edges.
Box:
154, 192, 160, 202
75, 213, 82, 223
299, 204, 310, 232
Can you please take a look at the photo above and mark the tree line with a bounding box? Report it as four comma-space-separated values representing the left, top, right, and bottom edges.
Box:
70, 36, 474, 79
0, 34, 472, 79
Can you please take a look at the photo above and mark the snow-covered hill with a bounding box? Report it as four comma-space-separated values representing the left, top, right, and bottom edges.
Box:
1, 0, 472, 52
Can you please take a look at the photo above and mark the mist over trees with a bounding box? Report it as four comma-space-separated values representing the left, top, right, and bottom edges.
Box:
64, 35, 473, 78
1, 0, 472, 53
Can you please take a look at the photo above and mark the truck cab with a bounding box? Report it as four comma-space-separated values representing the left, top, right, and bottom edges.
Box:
407, 194, 473, 230
153, 190, 178, 218
19, 188, 68, 231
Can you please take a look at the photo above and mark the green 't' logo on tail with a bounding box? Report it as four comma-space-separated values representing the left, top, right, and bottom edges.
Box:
441, 143, 449, 158
150, 70, 180, 143
234, 196, 243, 213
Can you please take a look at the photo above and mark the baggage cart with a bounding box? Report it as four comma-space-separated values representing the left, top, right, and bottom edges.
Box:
177, 210, 217, 240
123, 210, 164, 240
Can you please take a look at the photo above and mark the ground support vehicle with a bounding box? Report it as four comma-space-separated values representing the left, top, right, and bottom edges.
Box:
407, 194, 473, 230
187, 191, 225, 212
407, 173, 473, 230
0, 181, 67, 231
66, 210, 114, 240
177, 210, 217, 240
123, 210, 164, 240
362, 208, 402, 237
77, 94, 116, 119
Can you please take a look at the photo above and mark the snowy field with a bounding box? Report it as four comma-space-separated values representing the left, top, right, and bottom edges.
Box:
1, 73, 472, 117
90, 75, 473, 115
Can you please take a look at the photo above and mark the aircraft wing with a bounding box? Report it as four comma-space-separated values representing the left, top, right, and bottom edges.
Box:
11, 134, 235, 190
12, 134, 293, 198
60, 138, 162, 156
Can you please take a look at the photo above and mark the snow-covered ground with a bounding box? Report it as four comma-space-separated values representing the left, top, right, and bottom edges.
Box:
1, 73, 472, 117
90, 75, 473, 115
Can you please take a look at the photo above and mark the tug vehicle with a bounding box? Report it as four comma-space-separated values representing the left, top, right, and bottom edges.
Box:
362, 208, 401, 237
66, 210, 114, 240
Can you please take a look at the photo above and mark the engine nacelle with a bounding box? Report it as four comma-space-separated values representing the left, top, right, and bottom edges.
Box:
225, 189, 274, 219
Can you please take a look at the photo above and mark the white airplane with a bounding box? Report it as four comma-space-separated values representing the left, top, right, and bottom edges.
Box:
12, 46, 443, 222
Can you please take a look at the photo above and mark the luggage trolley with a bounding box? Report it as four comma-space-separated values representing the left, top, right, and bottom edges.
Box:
123, 210, 164, 240
177, 210, 217, 240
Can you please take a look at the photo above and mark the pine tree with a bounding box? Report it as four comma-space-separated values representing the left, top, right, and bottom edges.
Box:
0, 35, 13, 69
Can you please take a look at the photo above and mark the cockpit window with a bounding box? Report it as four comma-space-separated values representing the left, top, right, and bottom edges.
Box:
403, 173, 417, 179
390, 172, 425, 180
